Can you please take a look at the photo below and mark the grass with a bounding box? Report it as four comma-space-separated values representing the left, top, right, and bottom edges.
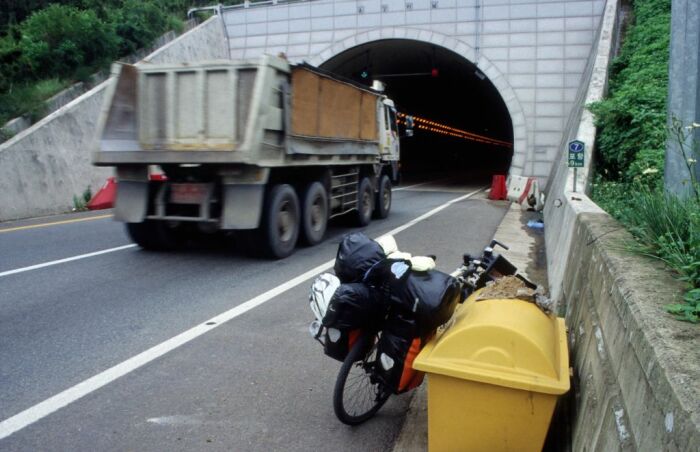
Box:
72, 186, 93, 212
594, 183, 700, 323
0, 78, 69, 128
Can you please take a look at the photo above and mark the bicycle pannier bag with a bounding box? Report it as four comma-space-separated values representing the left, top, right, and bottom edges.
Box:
389, 269, 461, 339
376, 310, 426, 394
309, 273, 341, 322
322, 283, 384, 330
323, 328, 361, 362
334, 232, 386, 283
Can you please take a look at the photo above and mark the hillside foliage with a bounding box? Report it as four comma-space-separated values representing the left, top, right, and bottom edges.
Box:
0, 1, 200, 127
589, 0, 699, 322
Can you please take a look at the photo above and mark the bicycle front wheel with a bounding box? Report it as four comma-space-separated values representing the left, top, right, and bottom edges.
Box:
333, 333, 390, 425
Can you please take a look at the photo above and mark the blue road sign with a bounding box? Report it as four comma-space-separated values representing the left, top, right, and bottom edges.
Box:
568, 140, 585, 168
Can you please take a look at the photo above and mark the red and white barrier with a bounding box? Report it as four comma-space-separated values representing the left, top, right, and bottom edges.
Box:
87, 173, 168, 211
507, 175, 543, 210
87, 177, 117, 210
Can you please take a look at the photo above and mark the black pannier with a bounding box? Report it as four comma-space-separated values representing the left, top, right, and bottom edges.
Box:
323, 328, 361, 362
375, 309, 425, 394
388, 269, 461, 339
322, 283, 384, 330
334, 232, 385, 283
362, 258, 412, 291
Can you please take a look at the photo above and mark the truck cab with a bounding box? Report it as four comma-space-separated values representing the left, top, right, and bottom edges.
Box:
381, 99, 400, 163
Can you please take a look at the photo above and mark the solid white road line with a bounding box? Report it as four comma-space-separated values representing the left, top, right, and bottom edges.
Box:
394, 178, 452, 191
382, 186, 486, 237
0, 245, 137, 278
0, 181, 457, 278
0, 187, 485, 441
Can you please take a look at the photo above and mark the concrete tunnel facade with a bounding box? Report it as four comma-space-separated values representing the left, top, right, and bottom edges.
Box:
308, 30, 526, 181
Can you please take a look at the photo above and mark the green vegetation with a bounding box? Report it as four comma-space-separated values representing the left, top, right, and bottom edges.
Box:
0, 1, 194, 129
589, 0, 671, 189
589, 0, 699, 322
72, 185, 93, 212
19, 5, 119, 79
0, 78, 70, 125
606, 185, 700, 323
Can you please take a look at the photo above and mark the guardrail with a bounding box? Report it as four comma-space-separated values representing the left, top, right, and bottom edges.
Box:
188, 0, 320, 18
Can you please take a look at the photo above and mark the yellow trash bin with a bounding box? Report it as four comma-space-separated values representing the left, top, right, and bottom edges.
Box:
413, 293, 570, 452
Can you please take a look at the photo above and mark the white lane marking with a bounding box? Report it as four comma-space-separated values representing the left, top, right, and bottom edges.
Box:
383, 186, 486, 237
1, 181, 456, 278
0, 245, 137, 278
395, 178, 450, 191
0, 187, 485, 441
147, 415, 205, 426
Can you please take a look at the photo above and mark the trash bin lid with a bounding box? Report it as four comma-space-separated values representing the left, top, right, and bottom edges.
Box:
413, 296, 569, 395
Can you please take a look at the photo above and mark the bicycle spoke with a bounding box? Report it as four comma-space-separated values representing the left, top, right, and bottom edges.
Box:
334, 335, 390, 425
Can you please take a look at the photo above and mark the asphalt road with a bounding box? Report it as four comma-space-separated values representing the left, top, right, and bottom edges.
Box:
0, 181, 508, 451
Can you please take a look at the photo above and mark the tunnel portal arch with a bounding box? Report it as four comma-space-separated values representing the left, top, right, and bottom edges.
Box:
308, 28, 528, 177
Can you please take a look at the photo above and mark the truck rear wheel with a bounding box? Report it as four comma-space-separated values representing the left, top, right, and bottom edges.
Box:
373, 175, 392, 219
261, 184, 300, 259
356, 177, 374, 227
126, 220, 181, 251
300, 182, 328, 246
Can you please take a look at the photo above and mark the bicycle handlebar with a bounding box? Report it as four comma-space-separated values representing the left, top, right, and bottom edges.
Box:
452, 240, 531, 300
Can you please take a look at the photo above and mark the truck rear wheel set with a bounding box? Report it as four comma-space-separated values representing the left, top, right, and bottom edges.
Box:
374, 175, 392, 220
356, 178, 375, 227
124, 174, 393, 259
249, 175, 388, 259
260, 184, 301, 259
301, 182, 329, 247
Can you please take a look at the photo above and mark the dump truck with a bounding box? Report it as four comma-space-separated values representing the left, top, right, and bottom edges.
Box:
93, 55, 403, 258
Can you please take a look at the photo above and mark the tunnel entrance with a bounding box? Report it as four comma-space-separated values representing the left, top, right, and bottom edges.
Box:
320, 39, 513, 185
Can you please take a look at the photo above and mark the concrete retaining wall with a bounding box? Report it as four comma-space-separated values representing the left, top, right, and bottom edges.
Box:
563, 213, 700, 450
0, 16, 229, 222
543, 0, 618, 304
543, 0, 700, 449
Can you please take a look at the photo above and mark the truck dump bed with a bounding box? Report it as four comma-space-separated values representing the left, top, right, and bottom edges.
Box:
290, 65, 379, 142
94, 55, 382, 166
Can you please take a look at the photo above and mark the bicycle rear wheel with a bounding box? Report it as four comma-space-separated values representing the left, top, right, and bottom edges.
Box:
333, 333, 390, 425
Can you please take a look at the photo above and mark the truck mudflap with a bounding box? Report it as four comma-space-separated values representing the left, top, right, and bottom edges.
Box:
221, 184, 264, 230
114, 166, 149, 223
114, 181, 148, 223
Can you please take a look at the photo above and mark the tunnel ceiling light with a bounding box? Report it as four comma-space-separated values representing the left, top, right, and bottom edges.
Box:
373, 70, 439, 78
475, 70, 486, 80
398, 112, 512, 149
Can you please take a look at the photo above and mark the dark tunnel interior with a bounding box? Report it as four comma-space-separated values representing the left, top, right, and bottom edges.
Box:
319, 39, 514, 184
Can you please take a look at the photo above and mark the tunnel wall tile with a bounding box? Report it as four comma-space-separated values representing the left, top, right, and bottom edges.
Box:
484, 5, 512, 21
565, 16, 595, 31
510, 19, 538, 33
267, 20, 289, 34
289, 4, 311, 19
510, 4, 539, 20
538, 59, 566, 73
